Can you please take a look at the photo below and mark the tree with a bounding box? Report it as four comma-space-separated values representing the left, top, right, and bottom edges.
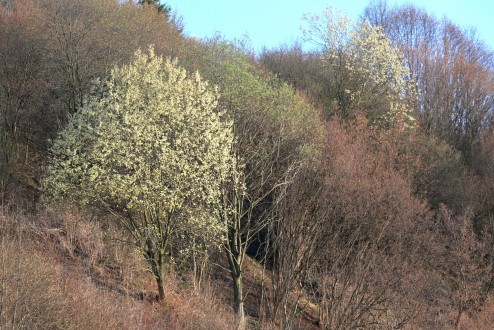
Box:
137, 0, 171, 14
41, 0, 181, 117
214, 44, 313, 328
302, 7, 416, 127
43, 48, 234, 300
183, 40, 324, 327
0, 0, 184, 203
260, 45, 335, 114
264, 162, 329, 329
304, 120, 433, 328
363, 1, 494, 162
0, 1, 50, 200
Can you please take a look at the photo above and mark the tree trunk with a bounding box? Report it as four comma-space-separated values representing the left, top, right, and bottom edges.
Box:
148, 249, 165, 301
454, 307, 463, 330
156, 273, 165, 301
233, 272, 246, 329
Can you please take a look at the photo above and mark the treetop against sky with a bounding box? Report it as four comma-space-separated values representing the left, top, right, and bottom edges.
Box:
166, 0, 494, 53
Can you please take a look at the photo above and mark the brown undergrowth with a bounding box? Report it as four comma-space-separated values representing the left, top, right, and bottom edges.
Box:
0, 205, 235, 329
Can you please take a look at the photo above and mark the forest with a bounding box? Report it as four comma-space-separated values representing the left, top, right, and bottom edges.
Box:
1, 0, 494, 329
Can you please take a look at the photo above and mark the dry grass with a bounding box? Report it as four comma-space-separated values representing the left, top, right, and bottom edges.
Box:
6, 199, 492, 329
0, 205, 236, 330
1, 207, 69, 329
455, 296, 494, 330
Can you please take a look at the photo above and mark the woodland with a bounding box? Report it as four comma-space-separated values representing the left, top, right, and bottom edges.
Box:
2, 0, 494, 329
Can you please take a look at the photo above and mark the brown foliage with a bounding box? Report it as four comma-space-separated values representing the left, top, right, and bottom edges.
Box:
262, 118, 494, 328
313, 120, 433, 328
364, 1, 494, 162
0, 207, 69, 329
0, 205, 235, 330
262, 119, 437, 328
0, 0, 184, 202
433, 205, 493, 328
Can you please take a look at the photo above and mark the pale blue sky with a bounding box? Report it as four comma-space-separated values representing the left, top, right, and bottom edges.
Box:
166, 1, 494, 53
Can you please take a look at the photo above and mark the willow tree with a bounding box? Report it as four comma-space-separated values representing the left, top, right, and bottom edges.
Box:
43, 48, 234, 300
303, 6, 416, 127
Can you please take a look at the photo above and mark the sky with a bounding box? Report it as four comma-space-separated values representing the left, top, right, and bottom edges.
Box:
165, 0, 494, 53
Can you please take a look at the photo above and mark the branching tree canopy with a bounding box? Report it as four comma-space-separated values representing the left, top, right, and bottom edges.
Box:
364, 1, 494, 162
43, 47, 234, 300
302, 7, 416, 127
186, 40, 324, 326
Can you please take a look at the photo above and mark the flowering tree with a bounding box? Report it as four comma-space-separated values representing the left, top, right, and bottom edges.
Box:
303, 7, 416, 127
43, 48, 234, 300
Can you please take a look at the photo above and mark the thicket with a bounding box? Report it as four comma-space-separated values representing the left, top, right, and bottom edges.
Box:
2, 0, 494, 329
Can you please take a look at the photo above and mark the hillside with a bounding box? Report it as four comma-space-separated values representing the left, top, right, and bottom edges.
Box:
2, 1, 494, 329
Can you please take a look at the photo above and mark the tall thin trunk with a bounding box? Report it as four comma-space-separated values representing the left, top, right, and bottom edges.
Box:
232, 272, 245, 329
156, 273, 165, 301
225, 240, 246, 329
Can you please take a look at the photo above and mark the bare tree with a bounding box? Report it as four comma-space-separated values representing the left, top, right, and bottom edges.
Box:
189, 41, 324, 327
254, 120, 431, 328
364, 1, 494, 161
